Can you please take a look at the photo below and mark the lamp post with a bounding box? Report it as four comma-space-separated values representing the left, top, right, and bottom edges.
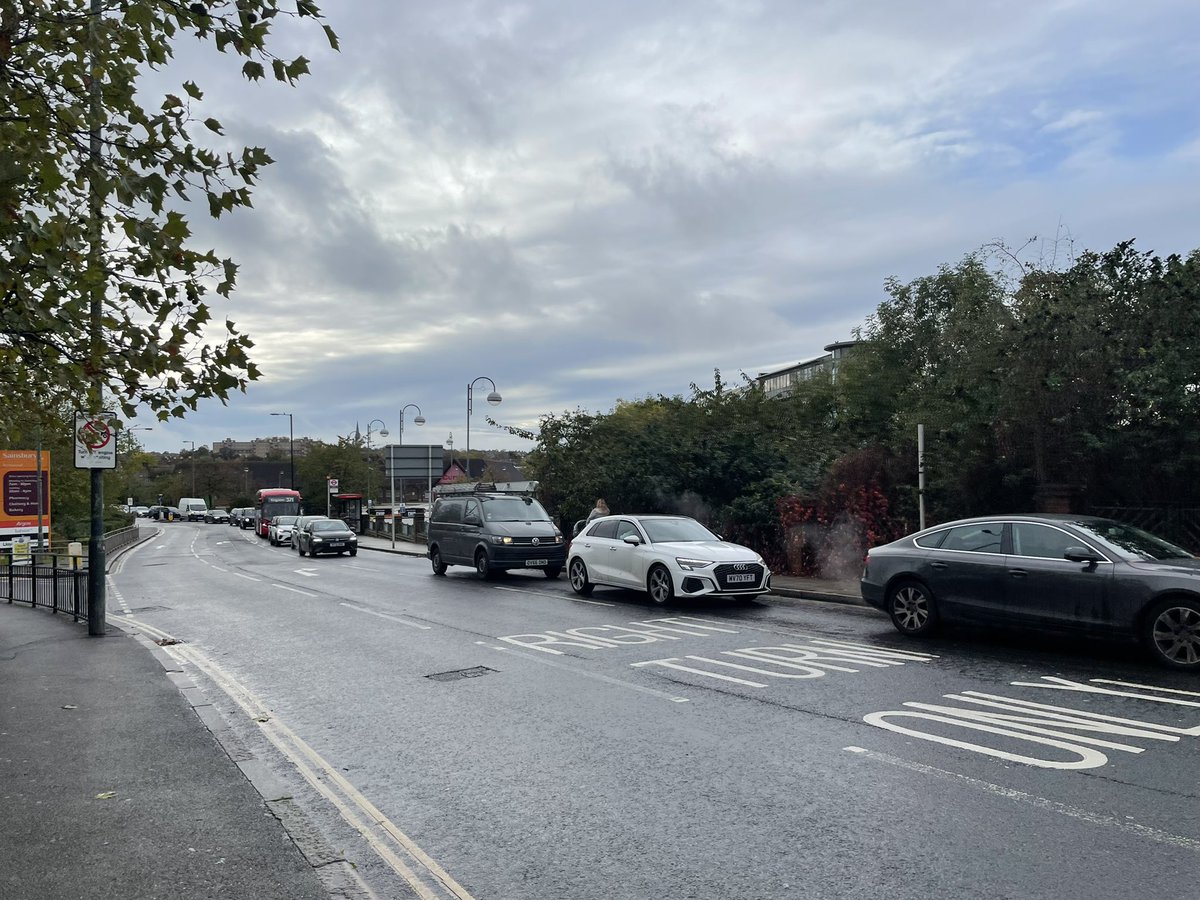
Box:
466, 377, 501, 481
183, 440, 196, 496
392, 404, 425, 548
365, 418, 388, 507
243, 467, 249, 494
269, 412, 294, 489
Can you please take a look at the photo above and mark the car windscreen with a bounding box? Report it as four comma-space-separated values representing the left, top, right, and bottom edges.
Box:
310, 520, 347, 532
641, 518, 718, 543
1067, 520, 1194, 561
481, 497, 551, 522
274, 516, 297, 525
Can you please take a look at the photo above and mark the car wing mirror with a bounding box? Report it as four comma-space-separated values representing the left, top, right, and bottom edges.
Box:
1063, 546, 1103, 564
623, 534, 642, 546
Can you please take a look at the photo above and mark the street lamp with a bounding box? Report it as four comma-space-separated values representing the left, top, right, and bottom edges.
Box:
243, 467, 249, 494
466, 377, 501, 480
269, 412, 294, 489
392, 404, 425, 548
365, 418, 388, 507
183, 440, 196, 496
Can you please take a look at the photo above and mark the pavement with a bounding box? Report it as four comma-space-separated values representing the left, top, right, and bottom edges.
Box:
1, 531, 861, 900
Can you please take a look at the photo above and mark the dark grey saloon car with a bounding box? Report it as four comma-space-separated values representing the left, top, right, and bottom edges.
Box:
860, 515, 1200, 670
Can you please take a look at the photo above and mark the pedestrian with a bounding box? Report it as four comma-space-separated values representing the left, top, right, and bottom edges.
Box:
586, 498, 610, 522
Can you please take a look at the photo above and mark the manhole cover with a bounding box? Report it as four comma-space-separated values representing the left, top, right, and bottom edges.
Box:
425, 666, 496, 682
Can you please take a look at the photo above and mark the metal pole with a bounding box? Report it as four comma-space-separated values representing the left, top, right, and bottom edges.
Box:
288, 413, 294, 490
917, 424, 926, 531
36, 440, 45, 551
86, 0, 106, 636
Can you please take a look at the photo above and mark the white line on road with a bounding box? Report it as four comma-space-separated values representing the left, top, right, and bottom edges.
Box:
273, 584, 317, 597
491, 585, 614, 606
341, 564, 380, 571
339, 602, 432, 630
844, 745, 1200, 853
231, 572, 261, 582
481, 642, 690, 703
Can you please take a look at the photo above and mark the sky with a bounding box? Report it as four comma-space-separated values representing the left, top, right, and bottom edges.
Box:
135, 0, 1200, 457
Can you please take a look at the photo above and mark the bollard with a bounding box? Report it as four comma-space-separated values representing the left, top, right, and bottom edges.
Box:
68, 541, 84, 570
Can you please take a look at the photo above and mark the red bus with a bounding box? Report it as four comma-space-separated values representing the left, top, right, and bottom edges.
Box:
255, 488, 303, 538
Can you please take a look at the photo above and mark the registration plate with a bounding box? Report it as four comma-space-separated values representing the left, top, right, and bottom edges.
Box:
329, 541, 345, 548
527, 559, 548, 567
727, 573, 756, 583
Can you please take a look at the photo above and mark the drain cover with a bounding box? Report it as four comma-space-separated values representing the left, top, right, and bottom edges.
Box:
425, 666, 496, 682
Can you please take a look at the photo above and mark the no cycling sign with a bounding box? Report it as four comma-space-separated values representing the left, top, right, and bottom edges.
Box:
74, 411, 118, 469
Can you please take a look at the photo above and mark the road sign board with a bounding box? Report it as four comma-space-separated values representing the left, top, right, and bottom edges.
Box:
74, 411, 118, 469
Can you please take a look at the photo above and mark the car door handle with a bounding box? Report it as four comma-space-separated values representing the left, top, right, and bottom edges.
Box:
930, 561, 948, 570
1008, 568, 1028, 578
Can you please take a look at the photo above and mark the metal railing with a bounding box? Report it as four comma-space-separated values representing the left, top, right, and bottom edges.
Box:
1, 526, 146, 623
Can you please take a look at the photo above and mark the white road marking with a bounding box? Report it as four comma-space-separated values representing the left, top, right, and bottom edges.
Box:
339, 602, 432, 630
120, 616, 474, 899
231, 572, 260, 582
273, 584, 317, 597
480, 641, 690, 703
295, 568, 320, 577
491, 584, 614, 606
341, 564, 380, 571
844, 745, 1200, 853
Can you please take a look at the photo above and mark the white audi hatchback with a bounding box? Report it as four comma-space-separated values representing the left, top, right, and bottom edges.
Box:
568, 515, 771, 604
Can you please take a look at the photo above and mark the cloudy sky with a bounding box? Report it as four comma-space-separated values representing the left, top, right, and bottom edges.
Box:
137, 0, 1200, 457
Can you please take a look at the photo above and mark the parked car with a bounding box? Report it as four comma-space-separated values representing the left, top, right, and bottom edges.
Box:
860, 514, 1200, 670
296, 518, 357, 557
291, 515, 329, 550
204, 508, 231, 524
567, 514, 771, 604
268, 515, 299, 546
427, 488, 565, 579
131, 506, 150, 518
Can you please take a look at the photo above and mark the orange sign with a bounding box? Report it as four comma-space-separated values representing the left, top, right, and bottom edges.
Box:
0, 450, 52, 536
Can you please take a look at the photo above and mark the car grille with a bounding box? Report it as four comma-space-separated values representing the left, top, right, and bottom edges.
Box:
714, 562, 766, 591
508, 536, 559, 546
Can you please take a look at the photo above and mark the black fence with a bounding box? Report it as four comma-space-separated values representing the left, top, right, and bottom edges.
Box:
1088, 507, 1200, 553
0, 526, 145, 624
2, 563, 89, 620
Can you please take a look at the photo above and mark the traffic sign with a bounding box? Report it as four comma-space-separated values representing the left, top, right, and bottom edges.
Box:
74, 411, 118, 469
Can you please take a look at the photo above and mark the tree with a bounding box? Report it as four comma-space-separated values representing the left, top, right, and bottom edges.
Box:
0, 1, 336, 421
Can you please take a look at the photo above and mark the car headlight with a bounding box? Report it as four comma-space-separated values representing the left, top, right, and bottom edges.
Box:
312, 536, 324, 543
490, 535, 513, 545
675, 557, 715, 571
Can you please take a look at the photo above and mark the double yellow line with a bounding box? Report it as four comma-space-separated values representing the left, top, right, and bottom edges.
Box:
124, 616, 476, 900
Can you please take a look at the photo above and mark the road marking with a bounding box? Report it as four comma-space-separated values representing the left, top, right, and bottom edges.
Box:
342, 564, 380, 571
295, 568, 320, 577
844, 745, 1200, 853
340, 602, 432, 630
491, 585, 614, 606
480, 642, 690, 703
273, 584, 317, 597
120, 616, 474, 899
231, 572, 261, 582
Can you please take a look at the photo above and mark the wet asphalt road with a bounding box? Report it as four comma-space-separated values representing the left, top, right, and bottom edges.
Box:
110, 522, 1200, 900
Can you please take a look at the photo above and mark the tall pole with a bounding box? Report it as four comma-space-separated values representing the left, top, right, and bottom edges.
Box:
184, 440, 196, 496
917, 424, 926, 531
270, 412, 294, 488
86, 0, 106, 635
366, 418, 387, 508
466, 377, 501, 482
394, 404, 425, 548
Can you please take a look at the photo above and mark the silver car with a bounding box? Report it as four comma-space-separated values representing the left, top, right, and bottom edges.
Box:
861, 514, 1200, 670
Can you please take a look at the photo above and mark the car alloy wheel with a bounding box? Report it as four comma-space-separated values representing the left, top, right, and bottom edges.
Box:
475, 550, 492, 580
888, 579, 938, 636
568, 558, 593, 595
647, 565, 674, 605
1146, 598, 1200, 669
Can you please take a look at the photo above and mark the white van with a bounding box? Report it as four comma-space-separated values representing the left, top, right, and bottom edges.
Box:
179, 498, 208, 522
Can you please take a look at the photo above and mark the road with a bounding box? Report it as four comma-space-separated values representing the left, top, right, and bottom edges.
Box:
109, 522, 1200, 900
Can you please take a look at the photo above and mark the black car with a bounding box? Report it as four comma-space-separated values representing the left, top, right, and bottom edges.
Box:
861, 514, 1200, 670
427, 488, 565, 579
296, 518, 357, 557
204, 508, 231, 524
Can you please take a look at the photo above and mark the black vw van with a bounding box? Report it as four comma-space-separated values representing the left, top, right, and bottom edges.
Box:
427, 483, 565, 579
